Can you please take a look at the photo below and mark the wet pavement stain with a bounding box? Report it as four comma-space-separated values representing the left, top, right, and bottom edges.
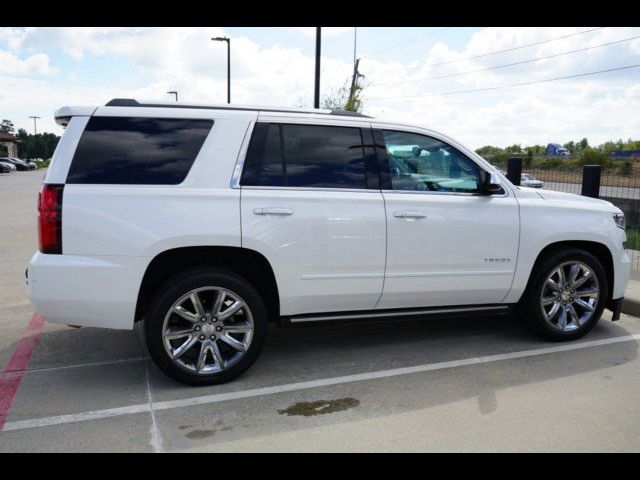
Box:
277, 398, 360, 417
185, 429, 217, 439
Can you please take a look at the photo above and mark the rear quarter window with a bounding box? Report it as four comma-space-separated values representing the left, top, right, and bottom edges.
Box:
66, 116, 213, 185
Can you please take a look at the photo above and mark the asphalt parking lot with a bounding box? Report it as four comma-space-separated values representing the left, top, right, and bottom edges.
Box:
1, 169, 640, 452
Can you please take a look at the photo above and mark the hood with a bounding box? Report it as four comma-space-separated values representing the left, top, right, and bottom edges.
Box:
516, 186, 621, 213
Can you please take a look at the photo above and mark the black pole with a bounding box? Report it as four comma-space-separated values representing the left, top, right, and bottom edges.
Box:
581, 165, 602, 198
314, 27, 321, 108
507, 157, 522, 186
227, 39, 231, 104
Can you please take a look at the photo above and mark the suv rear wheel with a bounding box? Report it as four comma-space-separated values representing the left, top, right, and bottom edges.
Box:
518, 248, 608, 341
145, 268, 268, 385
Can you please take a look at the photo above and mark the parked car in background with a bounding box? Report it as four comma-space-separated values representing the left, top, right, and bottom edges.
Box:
0, 158, 17, 172
27, 98, 630, 386
521, 173, 544, 188
546, 143, 570, 157
0, 161, 11, 173
0, 157, 31, 171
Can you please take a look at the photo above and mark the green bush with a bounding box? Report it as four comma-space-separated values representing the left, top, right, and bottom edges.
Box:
620, 160, 633, 176
38, 159, 51, 169
538, 157, 564, 169
626, 229, 640, 251
578, 147, 610, 167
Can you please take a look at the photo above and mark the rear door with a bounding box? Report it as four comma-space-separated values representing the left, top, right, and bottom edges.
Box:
240, 119, 386, 317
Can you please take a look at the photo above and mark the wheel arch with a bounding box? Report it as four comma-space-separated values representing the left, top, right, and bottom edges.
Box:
527, 240, 614, 303
135, 246, 280, 323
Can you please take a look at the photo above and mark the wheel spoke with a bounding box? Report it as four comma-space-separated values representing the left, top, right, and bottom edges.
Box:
165, 326, 194, 340
218, 300, 243, 321
574, 298, 595, 312
190, 292, 205, 317
212, 291, 225, 316
556, 267, 567, 287
568, 264, 580, 286
576, 287, 599, 298
210, 341, 225, 369
545, 301, 561, 320
542, 295, 559, 306
546, 278, 561, 292
171, 334, 197, 359
173, 305, 198, 323
225, 322, 252, 333
219, 332, 248, 352
557, 306, 568, 330
573, 270, 591, 289
196, 343, 211, 372
567, 304, 580, 326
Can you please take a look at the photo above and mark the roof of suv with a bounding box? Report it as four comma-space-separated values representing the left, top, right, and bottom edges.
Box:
55, 99, 372, 126
105, 98, 372, 118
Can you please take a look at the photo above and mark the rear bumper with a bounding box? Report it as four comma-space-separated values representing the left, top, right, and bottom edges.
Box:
26, 251, 149, 330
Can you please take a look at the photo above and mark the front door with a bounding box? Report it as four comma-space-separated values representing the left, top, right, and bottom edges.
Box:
374, 127, 519, 309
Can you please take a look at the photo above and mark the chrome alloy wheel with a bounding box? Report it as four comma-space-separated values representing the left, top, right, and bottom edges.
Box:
162, 287, 254, 374
540, 261, 600, 332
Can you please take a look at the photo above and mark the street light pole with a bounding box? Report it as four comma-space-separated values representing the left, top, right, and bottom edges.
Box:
314, 27, 321, 109
211, 36, 231, 104
167, 91, 178, 102
29, 116, 41, 135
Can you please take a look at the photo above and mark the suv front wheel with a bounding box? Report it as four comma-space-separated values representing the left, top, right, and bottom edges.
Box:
519, 248, 608, 341
145, 268, 268, 385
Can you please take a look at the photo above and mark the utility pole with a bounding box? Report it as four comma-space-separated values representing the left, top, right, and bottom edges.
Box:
353, 27, 357, 67
29, 116, 41, 135
314, 27, 321, 108
347, 58, 365, 110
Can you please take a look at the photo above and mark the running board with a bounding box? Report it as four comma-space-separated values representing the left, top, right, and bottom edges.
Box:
278, 304, 512, 327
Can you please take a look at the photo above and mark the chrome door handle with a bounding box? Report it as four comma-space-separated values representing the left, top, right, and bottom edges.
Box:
253, 207, 294, 216
393, 211, 427, 219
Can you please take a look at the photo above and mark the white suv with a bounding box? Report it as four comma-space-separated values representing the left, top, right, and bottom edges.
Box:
27, 99, 630, 385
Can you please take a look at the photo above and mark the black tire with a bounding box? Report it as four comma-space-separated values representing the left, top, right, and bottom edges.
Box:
517, 248, 608, 341
144, 268, 268, 386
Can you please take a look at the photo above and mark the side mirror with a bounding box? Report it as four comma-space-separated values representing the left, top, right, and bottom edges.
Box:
482, 171, 503, 194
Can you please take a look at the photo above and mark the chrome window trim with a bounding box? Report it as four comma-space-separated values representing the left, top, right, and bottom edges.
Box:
230, 120, 256, 189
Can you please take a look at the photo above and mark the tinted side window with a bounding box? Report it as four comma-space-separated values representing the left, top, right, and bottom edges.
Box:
67, 117, 213, 185
282, 124, 366, 189
241, 123, 284, 186
382, 130, 480, 193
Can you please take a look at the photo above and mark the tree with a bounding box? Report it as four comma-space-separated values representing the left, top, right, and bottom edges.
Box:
578, 137, 589, 151
15, 128, 60, 159
563, 141, 575, 154
1, 119, 15, 134
321, 75, 366, 114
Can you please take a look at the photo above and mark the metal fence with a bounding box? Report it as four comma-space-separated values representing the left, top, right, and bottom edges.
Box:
493, 158, 640, 277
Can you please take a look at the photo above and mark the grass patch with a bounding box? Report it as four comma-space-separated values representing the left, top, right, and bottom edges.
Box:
626, 229, 640, 251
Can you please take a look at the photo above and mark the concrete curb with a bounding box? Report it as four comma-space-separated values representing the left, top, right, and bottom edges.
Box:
621, 277, 640, 317
622, 297, 640, 317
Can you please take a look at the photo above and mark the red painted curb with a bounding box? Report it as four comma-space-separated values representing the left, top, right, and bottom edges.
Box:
0, 313, 45, 431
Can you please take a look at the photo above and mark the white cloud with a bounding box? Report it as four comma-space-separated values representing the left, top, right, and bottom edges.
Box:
0, 50, 56, 76
1, 27, 639, 149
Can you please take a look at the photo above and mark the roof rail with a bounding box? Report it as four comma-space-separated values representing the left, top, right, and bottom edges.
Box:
104, 98, 371, 118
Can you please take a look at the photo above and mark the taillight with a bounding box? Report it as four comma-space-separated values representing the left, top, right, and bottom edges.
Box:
38, 184, 64, 254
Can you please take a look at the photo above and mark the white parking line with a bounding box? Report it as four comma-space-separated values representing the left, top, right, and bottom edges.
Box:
3, 333, 639, 432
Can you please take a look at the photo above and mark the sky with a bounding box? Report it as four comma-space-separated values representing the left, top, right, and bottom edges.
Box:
1, 26, 639, 149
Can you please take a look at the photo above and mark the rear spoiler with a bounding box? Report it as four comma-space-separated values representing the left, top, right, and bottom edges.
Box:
54, 106, 97, 127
